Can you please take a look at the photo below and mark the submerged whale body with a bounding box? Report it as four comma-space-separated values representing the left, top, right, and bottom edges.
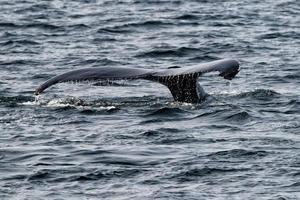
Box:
35, 59, 240, 103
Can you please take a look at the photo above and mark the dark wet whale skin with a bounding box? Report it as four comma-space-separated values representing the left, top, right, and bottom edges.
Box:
35, 59, 240, 103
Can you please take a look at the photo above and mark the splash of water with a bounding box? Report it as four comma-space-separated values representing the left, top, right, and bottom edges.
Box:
34, 94, 40, 104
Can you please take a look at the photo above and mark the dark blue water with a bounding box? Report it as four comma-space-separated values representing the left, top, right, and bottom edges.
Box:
1, 0, 300, 199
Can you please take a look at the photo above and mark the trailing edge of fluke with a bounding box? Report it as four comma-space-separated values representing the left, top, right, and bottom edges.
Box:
35, 59, 240, 103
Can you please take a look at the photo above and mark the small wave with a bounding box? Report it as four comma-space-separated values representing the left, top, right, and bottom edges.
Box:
71, 149, 111, 156
66, 58, 120, 67
156, 136, 196, 145
79, 107, 119, 114
0, 22, 63, 31
174, 14, 199, 20
193, 109, 227, 119
27, 168, 144, 182
173, 166, 248, 182
1, 174, 27, 181
98, 27, 131, 34
0, 95, 35, 106
283, 73, 300, 80
98, 20, 172, 34
141, 130, 162, 137
32, 73, 53, 80
236, 89, 280, 99
140, 128, 184, 141
0, 22, 18, 27
208, 149, 268, 159
0, 59, 40, 66
224, 111, 251, 122
93, 37, 117, 43
282, 182, 300, 188
25, 23, 63, 31
189, 54, 219, 61
157, 127, 182, 133
0, 39, 40, 46
69, 173, 105, 181
146, 107, 189, 117
133, 20, 170, 27
33, 162, 52, 166
67, 24, 90, 29
71, 168, 142, 182
257, 31, 300, 40
14, 3, 50, 13
133, 0, 182, 5
136, 47, 199, 58
27, 170, 50, 181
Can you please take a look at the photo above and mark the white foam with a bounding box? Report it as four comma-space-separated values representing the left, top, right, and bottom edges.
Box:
21, 96, 117, 112
46, 99, 117, 111
46, 99, 75, 107
21, 101, 40, 106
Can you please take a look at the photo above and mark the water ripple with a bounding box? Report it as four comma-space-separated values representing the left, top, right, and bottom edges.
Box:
0, 0, 299, 199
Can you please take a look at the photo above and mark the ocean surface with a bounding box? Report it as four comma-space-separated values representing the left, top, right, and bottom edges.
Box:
0, 0, 299, 199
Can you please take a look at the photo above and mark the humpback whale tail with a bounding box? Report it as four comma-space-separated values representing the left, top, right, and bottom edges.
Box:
35, 59, 240, 103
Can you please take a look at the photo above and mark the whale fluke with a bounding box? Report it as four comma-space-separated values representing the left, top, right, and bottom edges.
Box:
35, 59, 240, 103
